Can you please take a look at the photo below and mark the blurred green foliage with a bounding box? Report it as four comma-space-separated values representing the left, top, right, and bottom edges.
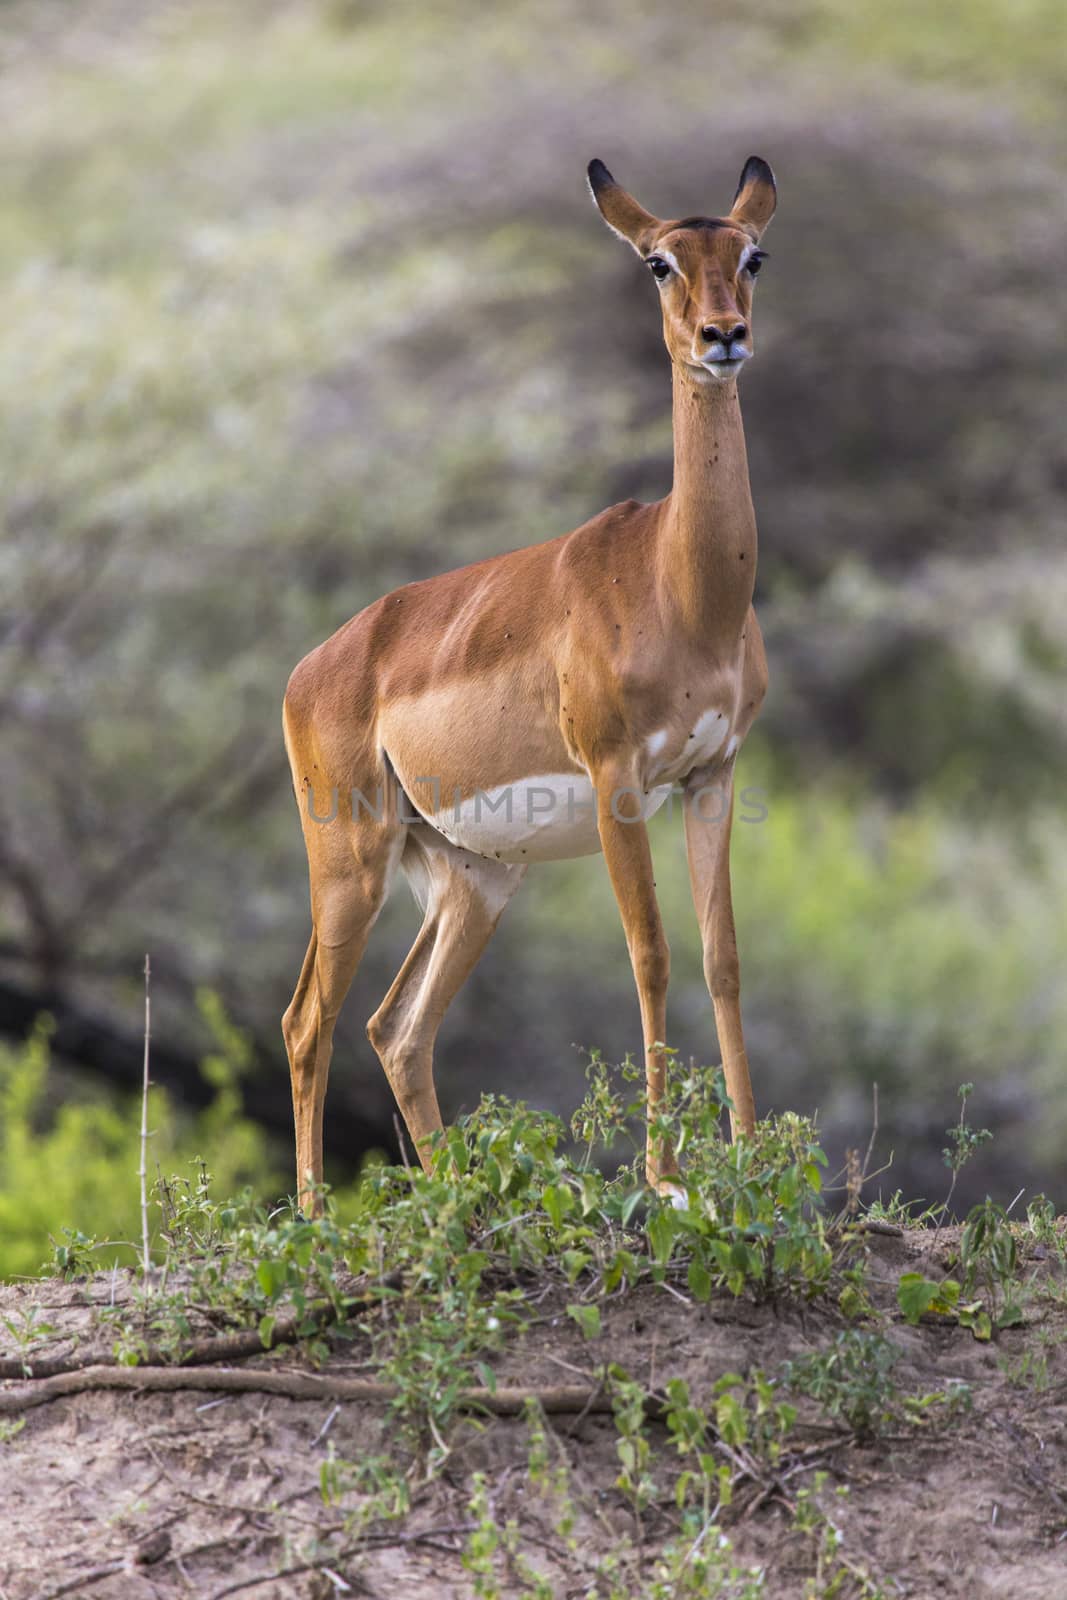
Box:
0, 1012, 281, 1279
0, 0, 1064, 1248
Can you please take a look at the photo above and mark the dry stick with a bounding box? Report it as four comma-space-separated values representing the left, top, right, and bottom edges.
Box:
828, 1080, 902, 1236
861, 1081, 879, 1184
0, 1364, 616, 1419
39, 1562, 125, 1600
208, 1534, 482, 1600
139, 953, 152, 1275
393, 1110, 435, 1235
0, 1272, 402, 1381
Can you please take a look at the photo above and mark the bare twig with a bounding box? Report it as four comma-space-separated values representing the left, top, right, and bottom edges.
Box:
861, 1082, 879, 1181
313, 1403, 341, 1446
205, 1523, 476, 1600
393, 1111, 434, 1232
140, 953, 152, 1275
38, 1561, 124, 1600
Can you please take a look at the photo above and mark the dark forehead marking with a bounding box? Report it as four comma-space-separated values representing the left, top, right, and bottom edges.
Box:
673, 216, 729, 231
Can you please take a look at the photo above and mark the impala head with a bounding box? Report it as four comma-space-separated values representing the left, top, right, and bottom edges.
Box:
587, 155, 776, 384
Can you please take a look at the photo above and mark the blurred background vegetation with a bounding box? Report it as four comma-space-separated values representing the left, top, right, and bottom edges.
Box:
1, 0, 1064, 1275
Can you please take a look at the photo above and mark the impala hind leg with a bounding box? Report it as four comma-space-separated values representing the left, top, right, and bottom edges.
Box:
283, 824, 403, 1211
683, 775, 757, 1138
367, 827, 525, 1171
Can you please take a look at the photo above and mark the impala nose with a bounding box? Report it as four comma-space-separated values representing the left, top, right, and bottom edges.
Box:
702, 321, 747, 347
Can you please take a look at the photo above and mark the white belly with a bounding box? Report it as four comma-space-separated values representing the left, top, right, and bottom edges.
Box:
419, 773, 673, 863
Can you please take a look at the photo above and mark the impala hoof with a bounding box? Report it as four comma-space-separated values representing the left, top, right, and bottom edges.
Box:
655, 1180, 689, 1211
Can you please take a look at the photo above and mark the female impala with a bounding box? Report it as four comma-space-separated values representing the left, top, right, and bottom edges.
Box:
282, 156, 776, 1207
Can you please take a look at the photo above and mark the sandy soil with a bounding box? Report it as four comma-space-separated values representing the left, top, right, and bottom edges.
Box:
1, 1227, 1065, 1599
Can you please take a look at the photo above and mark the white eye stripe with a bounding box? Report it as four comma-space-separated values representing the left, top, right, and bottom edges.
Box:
646, 247, 682, 280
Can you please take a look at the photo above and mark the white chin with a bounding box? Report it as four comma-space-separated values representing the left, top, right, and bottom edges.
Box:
702, 361, 744, 381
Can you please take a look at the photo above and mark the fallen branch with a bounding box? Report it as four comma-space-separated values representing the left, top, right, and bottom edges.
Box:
0, 1363, 614, 1419
0, 1273, 402, 1381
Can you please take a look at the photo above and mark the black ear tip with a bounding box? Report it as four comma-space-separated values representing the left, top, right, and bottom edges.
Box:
736, 155, 776, 196
587, 158, 615, 193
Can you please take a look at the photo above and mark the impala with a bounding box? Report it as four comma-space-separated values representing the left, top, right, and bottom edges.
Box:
282, 155, 777, 1207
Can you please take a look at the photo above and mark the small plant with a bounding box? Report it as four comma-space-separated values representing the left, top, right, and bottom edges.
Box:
713, 1370, 798, 1479
956, 1198, 1025, 1331
999, 1329, 1054, 1392
0, 1305, 59, 1377
792, 1473, 891, 1599
781, 1331, 901, 1441
610, 1366, 658, 1539
643, 1532, 767, 1600
320, 1449, 411, 1531
863, 1191, 941, 1229
898, 1198, 1027, 1340
461, 1471, 553, 1599
1024, 1194, 1064, 1258
48, 1228, 102, 1280
645, 1064, 834, 1303
938, 1083, 992, 1225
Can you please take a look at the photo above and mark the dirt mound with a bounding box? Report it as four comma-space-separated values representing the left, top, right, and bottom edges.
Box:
1, 1223, 1065, 1600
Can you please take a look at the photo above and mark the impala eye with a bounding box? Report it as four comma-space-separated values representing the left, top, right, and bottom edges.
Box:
646, 256, 671, 281
746, 250, 767, 276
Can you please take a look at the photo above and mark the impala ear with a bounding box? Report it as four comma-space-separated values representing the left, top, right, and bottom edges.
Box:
587, 159, 660, 255
729, 156, 777, 240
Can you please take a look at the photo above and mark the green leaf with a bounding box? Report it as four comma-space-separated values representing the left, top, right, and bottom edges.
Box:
898, 1272, 961, 1323
647, 1206, 678, 1266
541, 1184, 570, 1229
897, 1273, 940, 1324
562, 1248, 592, 1284
476, 1361, 497, 1393
777, 1166, 799, 1205
715, 1392, 747, 1449
578, 1173, 604, 1217
603, 1249, 636, 1293
256, 1259, 282, 1299
258, 1314, 276, 1349
566, 1303, 602, 1341
687, 1259, 712, 1302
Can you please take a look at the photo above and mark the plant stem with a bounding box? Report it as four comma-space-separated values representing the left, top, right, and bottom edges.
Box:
140, 953, 152, 1274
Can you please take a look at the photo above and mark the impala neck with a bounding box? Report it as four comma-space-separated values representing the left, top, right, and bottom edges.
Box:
659, 366, 757, 637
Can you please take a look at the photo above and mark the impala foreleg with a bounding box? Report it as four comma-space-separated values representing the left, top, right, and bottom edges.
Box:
683, 775, 756, 1138
595, 768, 677, 1190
